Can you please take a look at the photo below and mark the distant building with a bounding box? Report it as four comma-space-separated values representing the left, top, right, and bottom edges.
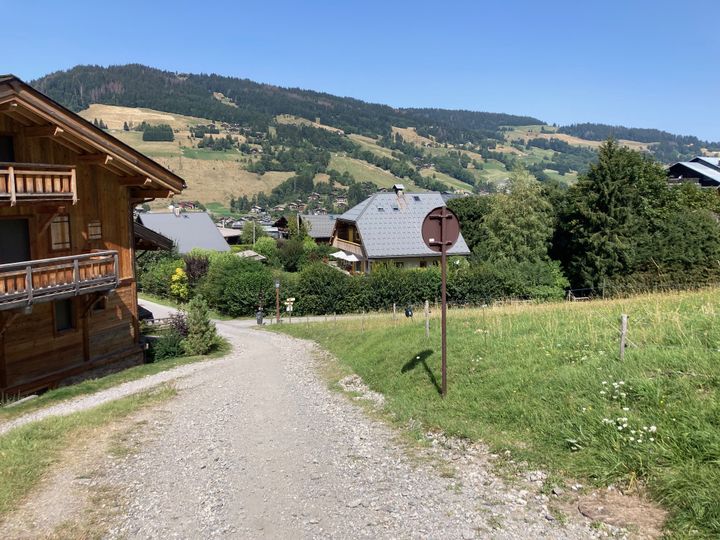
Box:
301, 214, 339, 244
330, 186, 470, 273
138, 212, 230, 253
667, 156, 720, 189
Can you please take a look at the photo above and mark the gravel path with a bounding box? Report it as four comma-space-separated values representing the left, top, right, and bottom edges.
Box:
100, 322, 619, 539
0, 359, 230, 437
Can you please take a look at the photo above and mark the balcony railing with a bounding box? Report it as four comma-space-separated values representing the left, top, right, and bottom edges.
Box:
0, 162, 77, 206
332, 238, 364, 258
0, 251, 118, 311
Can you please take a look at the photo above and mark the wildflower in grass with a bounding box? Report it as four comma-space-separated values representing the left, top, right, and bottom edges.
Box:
623, 407, 629, 411
602, 381, 608, 385
649, 425, 657, 433
600, 390, 606, 395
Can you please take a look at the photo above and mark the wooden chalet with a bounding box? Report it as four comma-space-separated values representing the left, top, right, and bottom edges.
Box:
0, 76, 185, 397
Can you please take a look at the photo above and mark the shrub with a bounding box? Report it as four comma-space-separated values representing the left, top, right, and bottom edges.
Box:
150, 329, 184, 362
183, 295, 218, 356
168, 312, 189, 337
254, 237, 280, 266
170, 267, 189, 302
139, 257, 183, 297
199, 254, 274, 316
184, 253, 210, 289
296, 263, 349, 314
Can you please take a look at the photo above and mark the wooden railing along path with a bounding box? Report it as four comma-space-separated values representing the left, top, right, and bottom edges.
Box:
0, 162, 77, 206
0, 251, 119, 310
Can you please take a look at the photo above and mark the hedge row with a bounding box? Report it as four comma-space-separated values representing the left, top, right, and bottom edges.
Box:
138, 252, 569, 317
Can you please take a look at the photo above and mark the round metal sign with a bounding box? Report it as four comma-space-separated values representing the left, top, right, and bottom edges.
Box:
421, 206, 460, 253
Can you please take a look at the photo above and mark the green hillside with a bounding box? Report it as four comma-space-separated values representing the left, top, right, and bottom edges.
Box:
35, 64, 720, 211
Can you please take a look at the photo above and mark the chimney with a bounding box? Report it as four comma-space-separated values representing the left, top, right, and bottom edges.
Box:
393, 183, 405, 196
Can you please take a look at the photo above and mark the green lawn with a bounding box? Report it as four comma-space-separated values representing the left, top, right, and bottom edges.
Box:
275, 289, 720, 537
181, 147, 242, 161
419, 168, 472, 191
329, 154, 406, 189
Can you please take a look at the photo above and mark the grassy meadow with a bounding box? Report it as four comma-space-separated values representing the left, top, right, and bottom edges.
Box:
275, 289, 720, 537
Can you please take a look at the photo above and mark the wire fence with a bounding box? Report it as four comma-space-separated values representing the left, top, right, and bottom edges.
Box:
272, 282, 720, 360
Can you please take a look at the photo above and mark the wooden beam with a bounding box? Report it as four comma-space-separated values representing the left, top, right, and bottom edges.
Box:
130, 189, 171, 199
39, 211, 60, 234
77, 154, 113, 166
21, 125, 64, 138
0, 101, 19, 112
118, 176, 153, 187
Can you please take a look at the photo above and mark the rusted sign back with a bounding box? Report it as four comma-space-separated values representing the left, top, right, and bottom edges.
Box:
421, 206, 460, 253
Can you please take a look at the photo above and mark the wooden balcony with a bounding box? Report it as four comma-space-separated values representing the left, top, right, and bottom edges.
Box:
332, 238, 364, 258
0, 251, 118, 311
0, 162, 77, 206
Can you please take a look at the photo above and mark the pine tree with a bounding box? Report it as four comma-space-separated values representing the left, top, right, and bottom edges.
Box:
182, 295, 218, 356
559, 139, 669, 288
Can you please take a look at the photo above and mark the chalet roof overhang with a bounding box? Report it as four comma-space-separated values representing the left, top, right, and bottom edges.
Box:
0, 75, 186, 199
134, 221, 174, 251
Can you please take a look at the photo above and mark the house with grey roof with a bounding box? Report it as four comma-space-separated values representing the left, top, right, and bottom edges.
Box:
301, 214, 339, 244
668, 156, 720, 188
137, 211, 230, 254
331, 186, 470, 273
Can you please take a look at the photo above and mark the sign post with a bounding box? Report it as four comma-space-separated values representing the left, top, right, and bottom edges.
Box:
284, 297, 295, 324
421, 206, 460, 398
275, 279, 281, 324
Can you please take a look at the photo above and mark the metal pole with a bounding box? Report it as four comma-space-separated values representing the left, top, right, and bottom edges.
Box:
441, 243, 448, 398
276, 286, 280, 324
619, 314, 628, 361
425, 299, 430, 338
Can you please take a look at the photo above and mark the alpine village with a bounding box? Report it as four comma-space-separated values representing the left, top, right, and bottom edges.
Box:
2, 11, 720, 539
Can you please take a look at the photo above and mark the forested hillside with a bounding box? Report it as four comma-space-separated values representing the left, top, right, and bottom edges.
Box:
32, 64, 720, 210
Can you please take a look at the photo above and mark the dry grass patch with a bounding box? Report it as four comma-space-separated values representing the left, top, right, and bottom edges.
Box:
78, 104, 210, 130
391, 126, 435, 146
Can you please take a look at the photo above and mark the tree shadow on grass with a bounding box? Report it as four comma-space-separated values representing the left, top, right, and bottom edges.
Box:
400, 349, 440, 396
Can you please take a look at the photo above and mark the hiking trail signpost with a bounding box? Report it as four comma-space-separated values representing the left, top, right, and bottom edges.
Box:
421, 206, 460, 398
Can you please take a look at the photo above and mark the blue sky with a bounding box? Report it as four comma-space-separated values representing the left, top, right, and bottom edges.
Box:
7, 0, 720, 140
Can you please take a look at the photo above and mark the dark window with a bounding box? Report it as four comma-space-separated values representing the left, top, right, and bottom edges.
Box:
0, 136, 14, 162
0, 219, 30, 264
54, 299, 75, 332
420, 261, 428, 268
93, 297, 107, 311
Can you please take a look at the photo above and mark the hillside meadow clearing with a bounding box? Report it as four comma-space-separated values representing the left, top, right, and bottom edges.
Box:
276, 289, 720, 537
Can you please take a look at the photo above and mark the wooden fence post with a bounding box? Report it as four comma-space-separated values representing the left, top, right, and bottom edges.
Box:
424, 300, 430, 338
393, 303, 397, 321
619, 314, 628, 361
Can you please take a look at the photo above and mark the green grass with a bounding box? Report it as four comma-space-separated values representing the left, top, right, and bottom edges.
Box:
329, 154, 406, 189
181, 147, 242, 161
0, 384, 176, 517
419, 168, 472, 192
0, 332, 229, 422
274, 289, 720, 537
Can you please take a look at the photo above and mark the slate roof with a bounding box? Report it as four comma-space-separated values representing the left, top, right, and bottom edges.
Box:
138, 212, 230, 254
691, 156, 720, 171
302, 214, 339, 239
338, 192, 470, 258
669, 160, 720, 185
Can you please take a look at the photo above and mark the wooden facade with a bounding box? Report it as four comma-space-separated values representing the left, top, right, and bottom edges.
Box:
0, 76, 185, 396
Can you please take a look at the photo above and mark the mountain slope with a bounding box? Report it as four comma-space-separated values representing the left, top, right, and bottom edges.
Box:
32, 64, 720, 211
33, 64, 542, 143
